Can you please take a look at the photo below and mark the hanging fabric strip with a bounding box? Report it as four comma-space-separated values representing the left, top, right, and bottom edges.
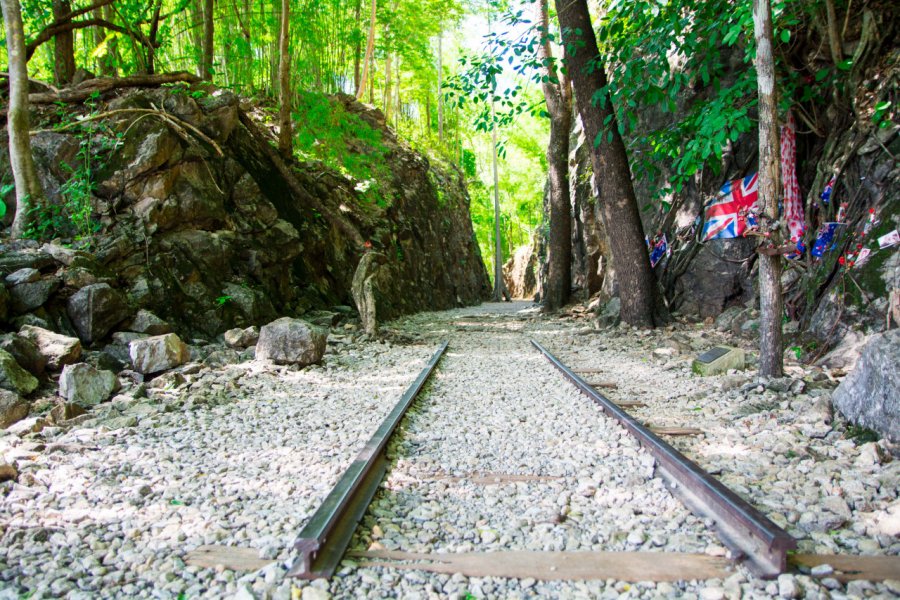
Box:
780, 111, 805, 243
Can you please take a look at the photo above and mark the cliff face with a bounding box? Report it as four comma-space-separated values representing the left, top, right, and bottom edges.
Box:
0, 86, 489, 339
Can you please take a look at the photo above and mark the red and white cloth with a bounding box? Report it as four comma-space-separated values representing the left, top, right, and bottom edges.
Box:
781, 111, 805, 243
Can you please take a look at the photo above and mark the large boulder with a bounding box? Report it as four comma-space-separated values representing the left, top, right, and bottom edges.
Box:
67, 283, 132, 344
0, 389, 29, 428
9, 277, 59, 314
0, 350, 39, 396
0, 333, 46, 375
58, 363, 118, 408
832, 329, 900, 443
129, 333, 190, 374
256, 318, 326, 366
18, 325, 82, 369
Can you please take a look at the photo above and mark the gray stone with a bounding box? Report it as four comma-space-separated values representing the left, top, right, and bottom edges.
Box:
59, 363, 118, 408
223, 326, 259, 349
0, 285, 8, 322
777, 574, 802, 599
129, 333, 191, 374
5, 268, 40, 285
9, 278, 59, 314
692, 346, 745, 376
0, 389, 29, 428
832, 329, 900, 443
0, 349, 39, 396
256, 318, 326, 366
18, 325, 82, 370
0, 334, 46, 375
111, 332, 150, 346
0, 249, 54, 273
67, 283, 131, 344
597, 297, 621, 327
126, 309, 172, 335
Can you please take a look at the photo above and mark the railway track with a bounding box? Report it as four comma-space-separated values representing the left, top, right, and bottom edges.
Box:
284, 331, 796, 585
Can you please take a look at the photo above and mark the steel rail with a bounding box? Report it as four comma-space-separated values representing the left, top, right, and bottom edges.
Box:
531, 340, 796, 578
287, 341, 449, 579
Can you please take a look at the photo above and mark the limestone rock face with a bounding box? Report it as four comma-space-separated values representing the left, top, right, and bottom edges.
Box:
0, 389, 29, 428
129, 334, 191, 375
503, 243, 538, 301
256, 318, 326, 366
59, 363, 118, 408
832, 329, 900, 443
67, 283, 132, 344
18, 325, 82, 370
0, 350, 39, 396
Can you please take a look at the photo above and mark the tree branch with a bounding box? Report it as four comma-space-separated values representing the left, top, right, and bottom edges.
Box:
27, 71, 200, 104
25, 18, 157, 61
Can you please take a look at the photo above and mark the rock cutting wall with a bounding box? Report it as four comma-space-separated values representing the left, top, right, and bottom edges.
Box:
0, 87, 489, 339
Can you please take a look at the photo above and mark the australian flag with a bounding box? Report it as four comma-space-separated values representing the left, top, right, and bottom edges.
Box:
820, 176, 836, 204
648, 234, 668, 268
811, 223, 840, 258
702, 173, 759, 241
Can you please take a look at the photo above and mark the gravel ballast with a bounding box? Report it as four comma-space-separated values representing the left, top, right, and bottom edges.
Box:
1, 302, 898, 599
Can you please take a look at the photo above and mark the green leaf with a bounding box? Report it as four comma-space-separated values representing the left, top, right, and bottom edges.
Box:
780, 29, 790, 43
837, 59, 853, 71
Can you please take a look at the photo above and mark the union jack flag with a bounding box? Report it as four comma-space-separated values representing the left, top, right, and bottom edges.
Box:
702, 173, 759, 241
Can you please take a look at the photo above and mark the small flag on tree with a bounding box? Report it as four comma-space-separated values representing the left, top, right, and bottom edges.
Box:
811, 223, 841, 258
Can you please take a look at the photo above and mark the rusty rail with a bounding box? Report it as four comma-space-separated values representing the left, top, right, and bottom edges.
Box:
531, 340, 796, 578
287, 341, 449, 579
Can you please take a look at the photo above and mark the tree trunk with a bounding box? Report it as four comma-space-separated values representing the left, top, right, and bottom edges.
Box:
103, 3, 119, 76
554, 0, 659, 327
353, 0, 362, 94
277, 0, 292, 156
383, 52, 393, 122
1, 0, 46, 238
537, 0, 572, 312
201, 0, 215, 80
145, 0, 164, 74
753, 0, 784, 377
52, 0, 76, 85
437, 29, 444, 143
491, 110, 506, 301
357, 0, 376, 101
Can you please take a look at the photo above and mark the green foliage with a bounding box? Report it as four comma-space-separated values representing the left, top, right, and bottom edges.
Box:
24, 94, 121, 245
215, 295, 233, 307
597, 0, 823, 198
845, 425, 879, 444
292, 91, 393, 208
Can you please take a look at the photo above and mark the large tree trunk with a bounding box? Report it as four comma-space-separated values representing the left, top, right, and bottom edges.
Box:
753, 0, 784, 377
277, 0, 292, 156
53, 0, 76, 85
201, 0, 215, 80
1, 0, 47, 238
537, 0, 572, 312
356, 0, 376, 102
554, 0, 660, 327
